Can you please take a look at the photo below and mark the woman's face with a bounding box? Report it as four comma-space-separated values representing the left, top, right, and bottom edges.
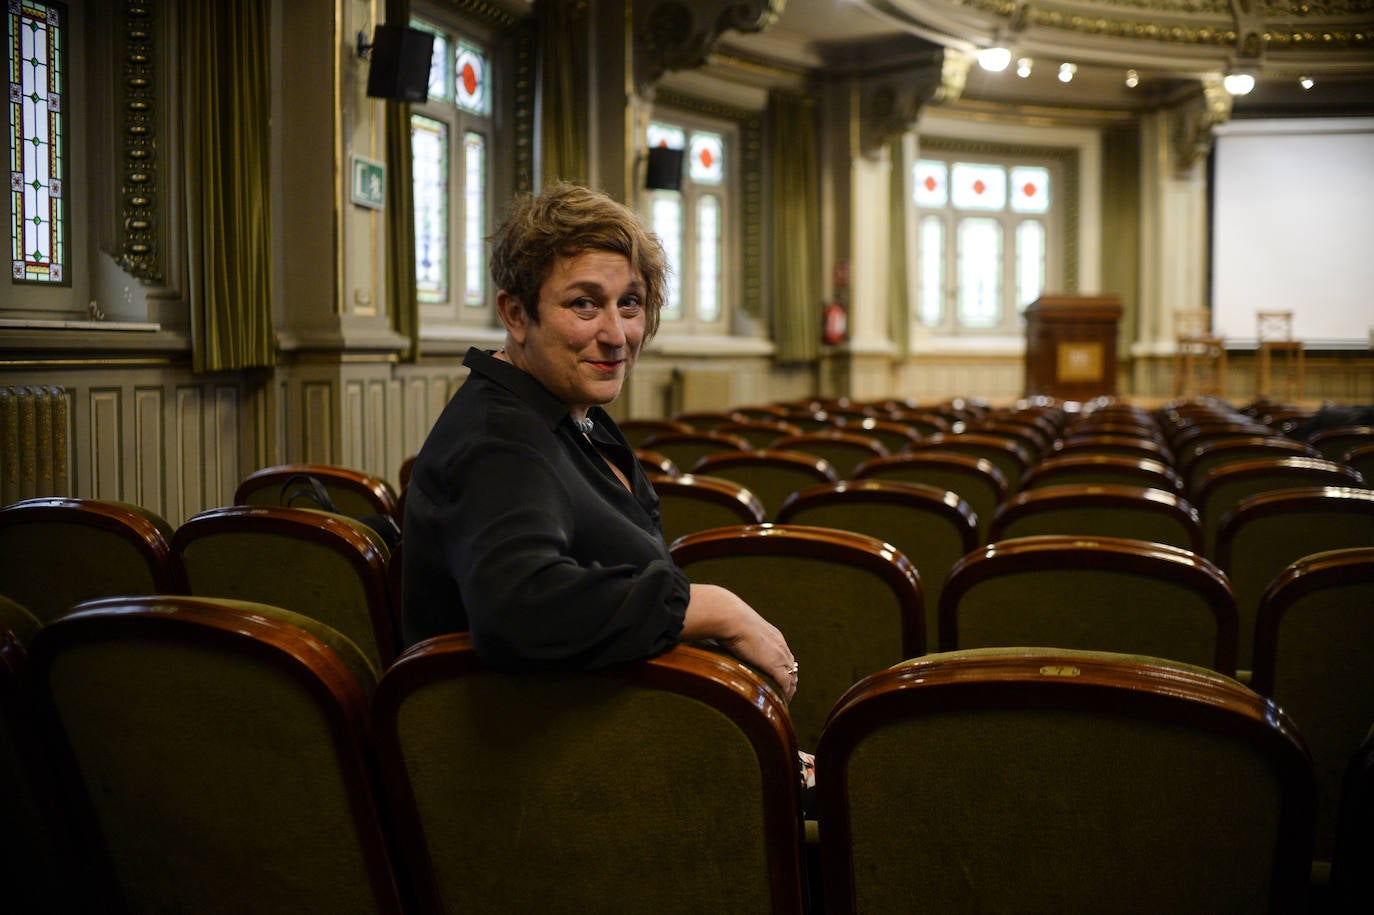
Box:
498, 249, 647, 420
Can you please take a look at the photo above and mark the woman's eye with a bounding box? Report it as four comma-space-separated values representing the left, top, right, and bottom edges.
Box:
619, 298, 643, 315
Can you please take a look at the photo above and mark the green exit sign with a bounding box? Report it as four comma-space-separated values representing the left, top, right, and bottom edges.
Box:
351, 155, 385, 210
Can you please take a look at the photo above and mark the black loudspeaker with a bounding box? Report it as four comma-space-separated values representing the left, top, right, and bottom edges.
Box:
366, 25, 435, 103
645, 146, 685, 191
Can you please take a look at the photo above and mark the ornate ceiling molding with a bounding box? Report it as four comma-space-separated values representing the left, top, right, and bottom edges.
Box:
632, 0, 785, 92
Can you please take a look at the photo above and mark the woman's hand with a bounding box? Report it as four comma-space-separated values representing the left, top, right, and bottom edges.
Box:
681, 583, 799, 700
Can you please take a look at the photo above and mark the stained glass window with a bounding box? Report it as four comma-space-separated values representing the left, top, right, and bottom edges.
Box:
688, 132, 723, 185
651, 195, 682, 320
647, 122, 685, 151
8, 0, 66, 286
696, 194, 721, 322
423, 26, 450, 101
463, 131, 485, 307
454, 39, 488, 115
412, 115, 449, 304
1016, 220, 1045, 308
918, 215, 944, 326
951, 163, 1006, 211
957, 218, 1002, 328
1010, 166, 1050, 214
914, 160, 947, 207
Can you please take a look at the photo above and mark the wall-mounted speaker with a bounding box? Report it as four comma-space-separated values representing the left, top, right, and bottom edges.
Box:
366, 25, 435, 103
645, 146, 685, 191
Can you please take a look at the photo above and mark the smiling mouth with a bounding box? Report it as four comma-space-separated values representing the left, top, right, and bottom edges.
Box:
586, 358, 624, 373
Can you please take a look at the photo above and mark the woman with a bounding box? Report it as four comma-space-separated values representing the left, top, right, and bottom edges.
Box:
402, 182, 799, 698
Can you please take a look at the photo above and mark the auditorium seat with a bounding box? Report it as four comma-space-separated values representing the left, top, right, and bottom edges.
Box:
1049, 433, 1176, 467
884, 408, 953, 437
815, 647, 1315, 914
1331, 724, 1374, 913
775, 480, 977, 652
28, 595, 404, 914
830, 416, 923, 455
1251, 547, 1374, 871
988, 483, 1204, 554
691, 449, 837, 520
1346, 442, 1374, 485
1180, 435, 1320, 495
638, 430, 751, 472
854, 452, 1008, 543
1020, 453, 1185, 495
670, 409, 746, 431
1306, 425, 1374, 463
1214, 486, 1374, 674
770, 430, 889, 478
715, 418, 803, 449
1193, 457, 1365, 556
671, 523, 923, 750
649, 473, 766, 547
908, 432, 1033, 493
235, 462, 401, 522
964, 419, 1050, 463
939, 534, 1237, 674
616, 418, 694, 449
0, 497, 176, 623
373, 633, 805, 915
634, 448, 679, 478
171, 504, 398, 671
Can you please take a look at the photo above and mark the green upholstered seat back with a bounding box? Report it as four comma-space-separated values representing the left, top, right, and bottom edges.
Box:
1224, 508, 1374, 672
857, 463, 1001, 541
949, 567, 1221, 669
680, 553, 908, 749
654, 485, 763, 547
33, 598, 394, 914
0, 518, 168, 622
998, 503, 1198, 552
840, 702, 1287, 912
382, 660, 783, 913
176, 526, 388, 672
238, 473, 392, 519
1267, 578, 1374, 860
696, 463, 828, 520
777, 500, 969, 653
1200, 469, 1354, 556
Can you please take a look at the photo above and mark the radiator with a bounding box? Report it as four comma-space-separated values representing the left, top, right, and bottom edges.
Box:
0, 385, 72, 504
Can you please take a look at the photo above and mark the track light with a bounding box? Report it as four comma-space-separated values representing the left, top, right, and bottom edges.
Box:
1057, 62, 1076, 84
1016, 57, 1032, 78
978, 46, 1011, 72
1125, 69, 1139, 88
1299, 75, 1314, 90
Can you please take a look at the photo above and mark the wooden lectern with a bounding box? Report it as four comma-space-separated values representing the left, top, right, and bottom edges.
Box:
1023, 294, 1123, 401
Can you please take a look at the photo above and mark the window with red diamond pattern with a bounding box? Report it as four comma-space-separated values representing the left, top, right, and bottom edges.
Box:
410, 13, 498, 328
644, 116, 733, 333
913, 154, 1058, 335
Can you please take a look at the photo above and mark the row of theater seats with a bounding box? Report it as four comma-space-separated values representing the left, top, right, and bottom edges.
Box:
3, 593, 1371, 913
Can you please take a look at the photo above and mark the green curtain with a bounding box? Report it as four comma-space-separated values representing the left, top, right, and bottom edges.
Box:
181, 0, 274, 373
767, 91, 821, 365
385, 0, 419, 361
887, 135, 911, 360
537, 0, 588, 185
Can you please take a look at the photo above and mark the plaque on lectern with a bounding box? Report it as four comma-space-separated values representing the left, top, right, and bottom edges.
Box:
1023, 294, 1123, 400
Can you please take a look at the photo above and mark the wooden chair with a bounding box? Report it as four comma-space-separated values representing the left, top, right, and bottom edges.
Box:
908, 433, 1033, 493
1020, 453, 1185, 495
28, 595, 404, 914
1306, 425, 1374, 463
729, 404, 792, 422
373, 633, 805, 915
770, 430, 889, 478
170, 504, 398, 671
671, 523, 923, 750
648, 473, 765, 548
1194, 457, 1365, 557
989, 483, 1204, 554
815, 647, 1315, 914
1255, 310, 1305, 400
638, 430, 751, 472
775, 480, 977, 653
616, 418, 694, 449
939, 534, 1238, 675
885, 408, 953, 437
854, 452, 1008, 543
235, 462, 401, 522
1180, 435, 1320, 495
1172, 308, 1228, 398
691, 449, 837, 520
0, 497, 175, 623
714, 418, 803, 450
965, 420, 1050, 463
1251, 547, 1374, 877
1214, 486, 1374, 675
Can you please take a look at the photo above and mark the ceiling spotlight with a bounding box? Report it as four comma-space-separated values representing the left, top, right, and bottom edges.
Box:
1299, 75, 1315, 90
978, 46, 1011, 73
1125, 69, 1139, 88
1016, 57, 1033, 78
1058, 62, 1077, 84
1223, 72, 1255, 95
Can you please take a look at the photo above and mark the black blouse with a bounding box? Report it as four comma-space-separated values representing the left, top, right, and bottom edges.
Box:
401, 347, 690, 670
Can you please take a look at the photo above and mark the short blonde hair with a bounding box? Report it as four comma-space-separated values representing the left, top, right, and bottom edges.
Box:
489, 182, 669, 339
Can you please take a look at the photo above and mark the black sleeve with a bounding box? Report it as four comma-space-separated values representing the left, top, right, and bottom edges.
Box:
437, 436, 690, 670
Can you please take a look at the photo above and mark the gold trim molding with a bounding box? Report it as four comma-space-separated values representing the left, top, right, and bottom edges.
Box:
119, 2, 160, 282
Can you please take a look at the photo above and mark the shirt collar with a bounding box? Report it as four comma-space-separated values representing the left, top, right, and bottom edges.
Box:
462, 346, 606, 434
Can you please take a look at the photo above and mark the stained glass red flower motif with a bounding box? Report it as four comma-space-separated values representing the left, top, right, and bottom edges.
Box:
972, 179, 987, 195
461, 62, 478, 96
